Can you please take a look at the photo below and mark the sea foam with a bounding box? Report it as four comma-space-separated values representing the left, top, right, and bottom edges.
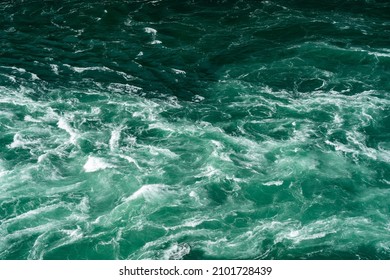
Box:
83, 156, 114, 173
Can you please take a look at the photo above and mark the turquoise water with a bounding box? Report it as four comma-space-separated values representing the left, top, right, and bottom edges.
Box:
0, 0, 389, 260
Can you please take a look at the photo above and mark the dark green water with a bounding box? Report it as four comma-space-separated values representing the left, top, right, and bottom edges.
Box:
0, 0, 390, 260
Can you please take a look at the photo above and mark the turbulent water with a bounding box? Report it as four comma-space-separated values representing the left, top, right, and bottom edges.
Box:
0, 0, 389, 260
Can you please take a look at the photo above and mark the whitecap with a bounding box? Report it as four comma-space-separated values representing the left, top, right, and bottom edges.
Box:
144, 27, 162, 45
150, 40, 162, 45
144, 27, 157, 35
0, 66, 26, 73
30, 73, 40, 80
83, 156, 114, 173
192, 95, 205, 102
50, 64, 59, 75
37, 154, 47, 163
125, 184, 169, 202
171, 68, 186, 75
0, 73, 16, 82
8, 133, 27, 149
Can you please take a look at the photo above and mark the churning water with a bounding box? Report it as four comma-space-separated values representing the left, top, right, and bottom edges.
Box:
0, 0, 389, 259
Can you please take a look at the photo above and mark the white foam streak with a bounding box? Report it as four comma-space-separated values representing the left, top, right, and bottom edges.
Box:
109, 127, 122, 151
57, 118, 78, 144
263, 180, 283, 186
1, 203, 65, 226
195, 165, 221, 178
119, 155, 141, 169
148, 122, 175, 133
149, 146, 178, 158
64, 64, 135, 80
28, 227, 84, 260
171, 68, 186, 75
0, 66, 39, 80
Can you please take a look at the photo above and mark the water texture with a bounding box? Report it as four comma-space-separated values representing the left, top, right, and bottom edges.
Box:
0, 0, 389, 259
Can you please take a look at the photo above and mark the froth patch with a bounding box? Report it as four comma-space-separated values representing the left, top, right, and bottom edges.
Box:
162, 243, 190, 260
144, 27, 161, 44
83, 156, 114, 173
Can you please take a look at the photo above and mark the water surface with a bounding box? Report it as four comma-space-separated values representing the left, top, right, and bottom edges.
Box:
0, 0, 390, 259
